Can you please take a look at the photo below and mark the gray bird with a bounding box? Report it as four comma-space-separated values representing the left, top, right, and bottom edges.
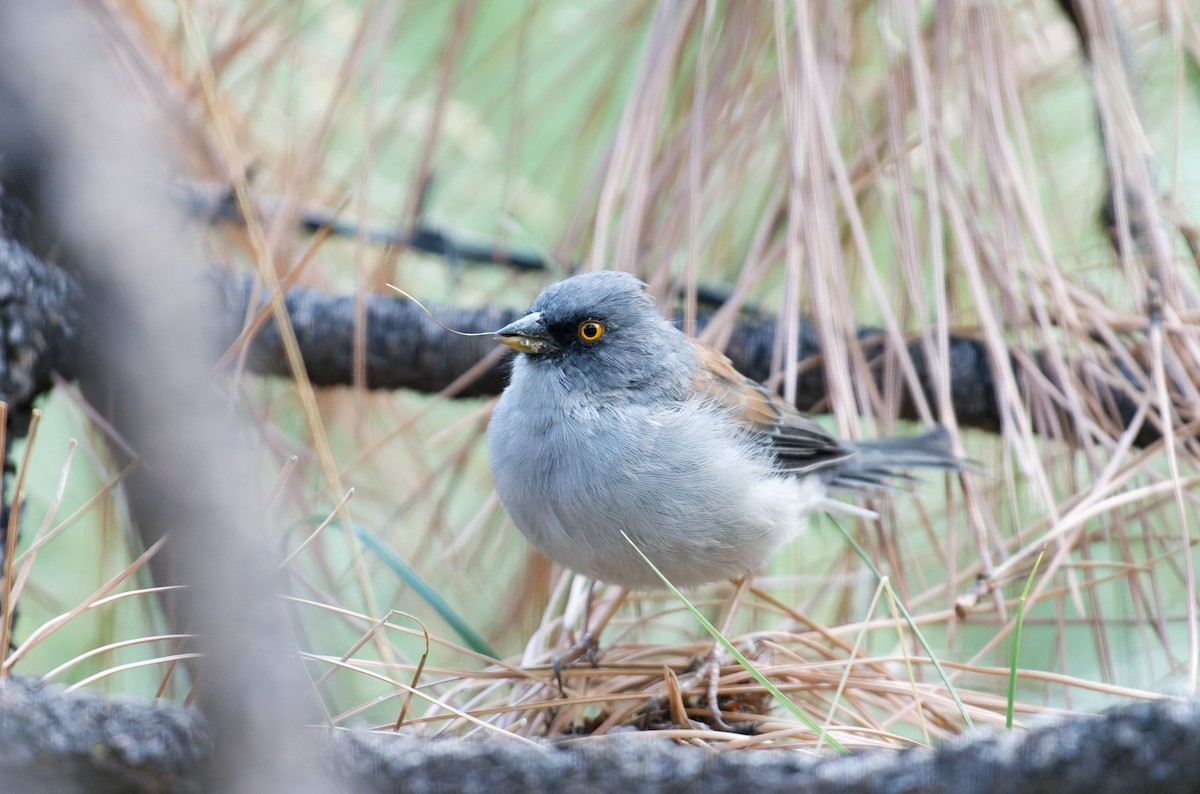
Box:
488, 271, 959, 590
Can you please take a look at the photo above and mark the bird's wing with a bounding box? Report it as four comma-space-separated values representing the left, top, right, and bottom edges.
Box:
690, 343, 853, 474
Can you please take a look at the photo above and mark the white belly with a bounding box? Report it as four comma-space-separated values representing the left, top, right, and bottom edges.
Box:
489, 397, 819, 589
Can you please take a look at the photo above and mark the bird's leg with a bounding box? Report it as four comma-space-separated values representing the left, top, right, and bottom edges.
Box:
552, 584, 627, 695
699, 575, 753, 729
552, 581, 598, 693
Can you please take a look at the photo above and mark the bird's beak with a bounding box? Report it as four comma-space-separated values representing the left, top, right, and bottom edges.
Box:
495, 311, 556, 355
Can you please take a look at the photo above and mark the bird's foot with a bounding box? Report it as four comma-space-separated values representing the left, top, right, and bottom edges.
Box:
670, 641, 768, 733
684, 644, 734, 730
637, 649, 739, 731
551, 631, 600, 696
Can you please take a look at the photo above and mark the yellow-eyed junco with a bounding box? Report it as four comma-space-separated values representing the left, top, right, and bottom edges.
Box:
488, 271, 958, 589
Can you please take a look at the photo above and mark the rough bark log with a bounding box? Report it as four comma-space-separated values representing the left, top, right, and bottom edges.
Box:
2, 676, 1196, 794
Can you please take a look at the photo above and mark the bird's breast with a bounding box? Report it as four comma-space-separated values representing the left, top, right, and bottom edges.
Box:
489, 390, 816, 588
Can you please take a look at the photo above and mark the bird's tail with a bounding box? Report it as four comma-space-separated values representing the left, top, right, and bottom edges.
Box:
827, 425, 962, 493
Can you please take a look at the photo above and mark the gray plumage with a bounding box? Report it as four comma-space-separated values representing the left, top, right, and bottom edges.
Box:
488, 271, 959, 589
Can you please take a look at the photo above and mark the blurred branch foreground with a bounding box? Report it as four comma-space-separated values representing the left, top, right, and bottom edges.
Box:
0, 0, 1198, 792
0, 2, 333, 793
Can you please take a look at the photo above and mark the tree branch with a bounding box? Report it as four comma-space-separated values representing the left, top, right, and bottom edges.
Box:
0, 234, 1167, 453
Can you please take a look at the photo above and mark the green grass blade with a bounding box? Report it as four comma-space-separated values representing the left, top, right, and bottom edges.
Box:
621, 531, 849, 754
828, 517, 976, 732
342, 521, 500, 659
1007, 547, 1045, 729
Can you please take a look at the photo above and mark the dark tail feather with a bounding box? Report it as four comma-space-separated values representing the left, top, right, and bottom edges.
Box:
829, 425, 962, 492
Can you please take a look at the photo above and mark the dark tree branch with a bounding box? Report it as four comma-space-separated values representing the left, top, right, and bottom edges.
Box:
207, 267, 513, 397
177, 180, 743, 308
0, 233, 1167, 454
174, 180, 551, 272
0, 213, 85, 440
209, 268, 1163, 447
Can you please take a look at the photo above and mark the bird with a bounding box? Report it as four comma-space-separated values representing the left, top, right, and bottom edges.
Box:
487, 271, 959, 590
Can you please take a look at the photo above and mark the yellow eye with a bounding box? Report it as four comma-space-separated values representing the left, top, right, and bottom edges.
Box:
578, 320, 605, 342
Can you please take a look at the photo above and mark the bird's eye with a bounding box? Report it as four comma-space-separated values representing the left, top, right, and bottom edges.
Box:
578, 320, 605, 342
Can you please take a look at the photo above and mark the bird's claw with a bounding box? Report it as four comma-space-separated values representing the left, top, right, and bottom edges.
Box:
697, 645, 733, 730
551, 632, 599, 696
